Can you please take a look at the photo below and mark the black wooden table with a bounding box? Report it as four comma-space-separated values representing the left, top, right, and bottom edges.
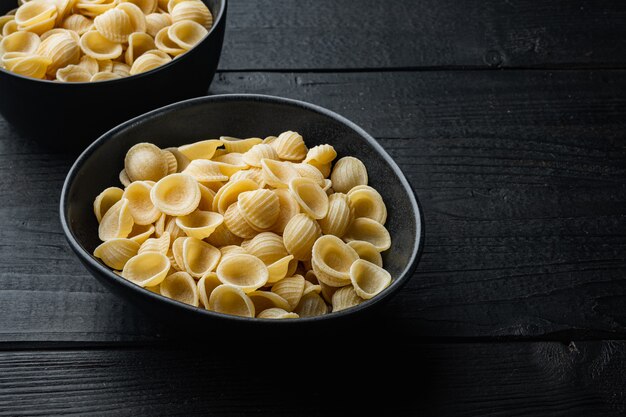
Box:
1, 1, 625, 415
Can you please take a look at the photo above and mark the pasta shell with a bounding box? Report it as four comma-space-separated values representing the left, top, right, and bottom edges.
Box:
211, 151, 247, 166
0, 31, 40, 54
271, 131, 307, 161
181, 237, 220, 278
196, 183, 215, 210
40, 28, 79, 43
178, 139, 222, 160
74, 0, 117, 18
93, 186, 124, 222
93, 8, 132, 43
331, 285, 363, 312
294, 292, 328, 317
244, 232, 287, 264
266, 255, 294, 284
347, 185, 387, 224
160, 271, 199, 306
129, 48, 171, 74
271, 274, 305, 311
2, 19, 18, 37
209, 160, 247, 177
36, 31, 80, 76
304, 269, 318, 284
343, 218, 391, 252
349, 259, 391, 299
164, 146, 190, 172
271, 188, 300, 234
111, 60, 130, 76
311, 234, 359, 287
168, 19, 207, 50
319, 280, 337, 304
248, 290, 291, 314
154, 212, 167, 236
223, 203, 257, 239
119, 168, 131, 187
124, 32, 155, 65
303, 280, 322, 296
145, 12, 171, 37
292, 163, 325, 186
229, 167, 265, 187
128, 223, 155, 244
237, 189, 279, 231
216, 254, 268, 293
205, 222, 243, 247
80, 30, 123, 60
304, 144, 337, 165
182, 159, 229, 183
14, 0, 56, 27
310, 160, 331, 178
61, 14, 93, 35
120, 0, 157, 14
144, 284, 160, 294
242, 143, 278, 167
98, 198, 134, 241
122, 252, 170, 287
330, 157, 368, 193
161, 150, 178, 174
219, 136, 262, 154
138, 231, 170, 255
93, 238, 140, 270
124, 143, 168, 182
116, 2, 147, 33
150, 173, 200, 216
211, 178, 258, 214
122, 181, 161, 225
347, 240, 383, 267
257, 308, 298, 319
208, 285, 255, 318
170, 236, 187, 271
260, 159, 299, 188
219, 244, 247, 259
170, 0, 212, 29
97, 58, 113, 72
176, 210, 223, 239
282, 213, 321, 261
4, 53, 51, 79
318, 192, 352, 237
90, 70, 122, 81
56, 63, 92, 82
154, 26, 185, 55
197, 271, 220, 307
74, 55, 98, 75
288, 177, 329, 219
162, 216, 185, 240
262, 135, 277, 145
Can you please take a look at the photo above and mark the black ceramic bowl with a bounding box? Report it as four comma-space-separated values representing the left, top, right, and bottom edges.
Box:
61, 94, 424, 331
0, 0, 226, 149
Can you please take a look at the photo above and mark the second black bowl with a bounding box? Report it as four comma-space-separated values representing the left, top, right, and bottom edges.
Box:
0, 0, 226, 150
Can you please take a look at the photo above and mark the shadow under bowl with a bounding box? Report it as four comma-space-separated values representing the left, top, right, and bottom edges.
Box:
0, 0, 226, 151
60, 94, 424, 333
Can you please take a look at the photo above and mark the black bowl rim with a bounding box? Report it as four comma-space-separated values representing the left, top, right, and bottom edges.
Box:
60, 93, 425, 324
0, 0, 226, 85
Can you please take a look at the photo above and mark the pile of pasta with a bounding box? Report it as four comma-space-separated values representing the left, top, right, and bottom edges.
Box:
0, 0, 212, 81
93, 131, 393, 319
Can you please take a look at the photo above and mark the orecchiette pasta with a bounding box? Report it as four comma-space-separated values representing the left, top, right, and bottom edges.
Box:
0, 0, 213, 80
92, 132, 394, 316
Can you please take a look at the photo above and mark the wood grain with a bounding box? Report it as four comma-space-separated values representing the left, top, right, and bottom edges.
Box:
0, 341, 624, 416
0, 69, 624, 342
219, 0, 626, 70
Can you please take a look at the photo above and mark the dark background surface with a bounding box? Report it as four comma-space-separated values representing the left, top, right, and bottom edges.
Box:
1, 0, 625, 415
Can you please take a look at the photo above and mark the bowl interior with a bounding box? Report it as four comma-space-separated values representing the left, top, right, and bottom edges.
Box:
64, 95, 422, 318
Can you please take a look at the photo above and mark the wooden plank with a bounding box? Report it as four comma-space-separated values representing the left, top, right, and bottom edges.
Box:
0, 341, 624, 416
219, 0, 626, 70
0, 69, 624, 342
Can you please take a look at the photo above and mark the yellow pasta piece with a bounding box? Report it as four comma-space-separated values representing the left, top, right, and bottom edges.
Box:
56, 63, 92, 82
257, 308, 299, 319
93, 186, 124, 222
124, 143, 169, 182
292, 162, 325, 186
176, 210, 223, 239
294, 292, 328, 317
182, 159, 229, 183
243, 232, 287, 264
331, 285, 364, 312
271, 188, 300, 234
178, 139, 222, 161
160, 271, 199, 306
216, 254, 268, 293
154, 212, 167, 236
94, 8, 133, 43
98, 198, 134, 241
93, 238, 140, 270
116, 3, 147, 33
168, 20, 207, 50
229, 167, 265, 187
163, 146, 190, 172
237, 189, 279, 231
61, 14, 93, 35
302, 280, 322, 296
271, 131, 307, 161
124, 32, 155, 65
223, 203, 257, 239
170, 0, 212, 29
288, 177, 329, 219
271, 274, 305, 311
79, 30, 123, 60
266, 255, 294, 284
150, 173, 200, 216
127, 223, 155, 244
219, 244, 247, 259
122, 252, 170, 287
219, 136, 262, 154
170, 236, 187, 271
304, 144, 337, 165
282, 213, 320, 261
347, 185, 387, 224
14, 1, 57, 34
75, 0, 117, 18
197, 271, 220, 308
154, 25, 185, 55
138, 231, 170, 255
129, 49, 171, 74
311, 235, 359, 287
122, 181, 161, 225
318, 192, 353, 237
182, 237, 220, 278
248, 290, 291, 314
208, 285, 255, 318
330, 156, 368, 193
145, 12, 171, 37
211, 178, 258, 214
347, 240, 383, 267
0, 31, 40, 54
260, 159, 299, 189
205, 222, 243, 247
36, 31, 80, 76
120, 0, 157, 15
242, 143, 278, 167
90, 70, 121, 81
119, 169, 131, 187
343, 217, 391, 252
349, 259, 391, 299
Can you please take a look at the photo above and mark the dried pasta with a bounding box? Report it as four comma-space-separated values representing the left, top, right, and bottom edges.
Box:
91, 131, 394, 317
0, 0, 213, 80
